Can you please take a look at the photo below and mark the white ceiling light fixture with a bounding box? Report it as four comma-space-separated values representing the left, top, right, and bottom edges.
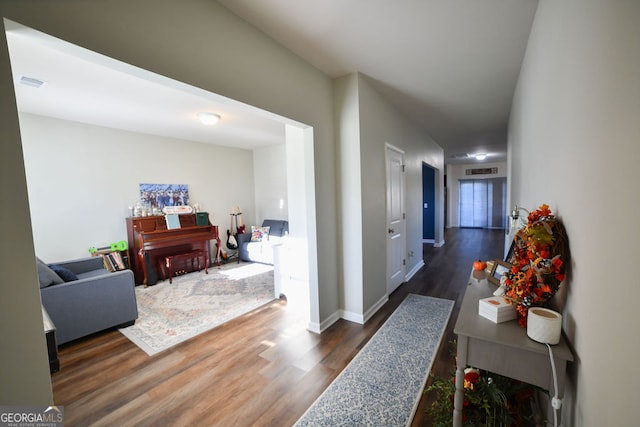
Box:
475, 153, 487, 161
197, 112, 221, 126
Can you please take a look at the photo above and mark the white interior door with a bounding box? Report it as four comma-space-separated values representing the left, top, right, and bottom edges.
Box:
386, 144, 406, 294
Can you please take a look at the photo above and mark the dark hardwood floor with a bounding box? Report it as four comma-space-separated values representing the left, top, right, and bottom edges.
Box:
51, 228, 504, 426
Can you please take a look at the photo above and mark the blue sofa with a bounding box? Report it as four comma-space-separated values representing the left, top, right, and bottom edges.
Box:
237, 219, 288, 264
38, 256, 138, 345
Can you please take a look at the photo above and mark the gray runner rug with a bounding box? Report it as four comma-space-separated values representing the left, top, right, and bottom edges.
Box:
295, 294, 454, 427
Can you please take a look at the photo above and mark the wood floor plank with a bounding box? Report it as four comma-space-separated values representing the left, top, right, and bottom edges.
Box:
51, 228, 504, 426
60, 351, 187, 425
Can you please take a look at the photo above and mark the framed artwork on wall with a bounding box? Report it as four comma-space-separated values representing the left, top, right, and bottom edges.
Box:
139, 183, 189, 210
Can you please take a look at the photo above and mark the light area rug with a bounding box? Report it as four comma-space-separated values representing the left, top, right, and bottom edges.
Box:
119, 262, 275, 356
295, 294, 454, 427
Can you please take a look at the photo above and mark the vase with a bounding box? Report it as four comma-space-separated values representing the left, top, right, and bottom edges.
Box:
526, 307, 562, 344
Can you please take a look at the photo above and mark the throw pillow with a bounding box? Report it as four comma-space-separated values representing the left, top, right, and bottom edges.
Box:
251, 225, 270, 242
48, 264, 78, 282
36, 259, 64, 288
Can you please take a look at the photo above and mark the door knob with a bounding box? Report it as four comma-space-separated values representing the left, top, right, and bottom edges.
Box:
388, 228, 395, 234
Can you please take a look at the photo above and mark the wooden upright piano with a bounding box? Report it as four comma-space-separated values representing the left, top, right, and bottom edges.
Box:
126, 214, 221, 286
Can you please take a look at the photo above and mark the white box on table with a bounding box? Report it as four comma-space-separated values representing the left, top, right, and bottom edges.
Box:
478, 296, 517, 323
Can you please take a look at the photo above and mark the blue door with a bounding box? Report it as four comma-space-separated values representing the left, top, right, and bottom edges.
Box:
422, 163, 435, 240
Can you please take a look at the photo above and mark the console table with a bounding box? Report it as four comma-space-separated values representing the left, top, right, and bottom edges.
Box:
42, 305, 59, 373
453, 271, 574, 426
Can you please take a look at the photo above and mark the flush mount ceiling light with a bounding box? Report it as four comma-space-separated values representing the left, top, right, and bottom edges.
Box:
475, 153, 487, 161
19, 75, 46, 88
197, 112, 220, 126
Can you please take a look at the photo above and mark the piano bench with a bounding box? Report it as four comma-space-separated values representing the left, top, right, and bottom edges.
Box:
164, 250, 209, 284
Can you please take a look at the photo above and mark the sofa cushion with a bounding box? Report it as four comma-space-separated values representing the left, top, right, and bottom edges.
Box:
244, 241, 275, 264
251, 225, 270, 242
36, 259, 64, 288
48, 264, 78, 282
261, 219, 288, 237
76, 268, 111, 280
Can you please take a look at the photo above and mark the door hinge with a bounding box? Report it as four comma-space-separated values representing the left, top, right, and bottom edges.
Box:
402, 164, 405, 172
403, 259, 406, 266
403, 212, 405, 220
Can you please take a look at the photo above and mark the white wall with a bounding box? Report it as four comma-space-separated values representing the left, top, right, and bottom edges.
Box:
284, 125, 319, 329
19, 113, 256, 262
509, 1, 640, 425
253, 143, 288, 225
446, 161, 507, 228
334, 74, 364, 319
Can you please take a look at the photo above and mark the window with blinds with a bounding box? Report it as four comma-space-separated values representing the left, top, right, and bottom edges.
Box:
458, 178, 507, 229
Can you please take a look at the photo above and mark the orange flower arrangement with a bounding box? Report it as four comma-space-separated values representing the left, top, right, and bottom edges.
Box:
503, 204, 569, 327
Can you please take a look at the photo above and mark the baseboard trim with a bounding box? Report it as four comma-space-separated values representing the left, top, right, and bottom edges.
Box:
339, 294, 389, 325
311, 309, 341, 333
341, 309, 364, 324
434, 240, 445, 248
405, 260, 425, 282
307, 321, 321, 334
363, 294, 389, 324
308, 291, 398, 333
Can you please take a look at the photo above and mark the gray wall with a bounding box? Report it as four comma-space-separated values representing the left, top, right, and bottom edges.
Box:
0, 18, 52, 404
335, 73, 444, 322
509, 1, 640, 425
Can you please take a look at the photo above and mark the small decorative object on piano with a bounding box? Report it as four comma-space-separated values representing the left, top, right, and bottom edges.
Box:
478, 296, 517, 323
162, 205, 193, 215
195, 212, 210, 226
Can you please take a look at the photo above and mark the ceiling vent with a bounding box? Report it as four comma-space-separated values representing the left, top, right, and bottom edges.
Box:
449, 153, 471, 159
466, 167, 498, 175
19, 76, 46, 88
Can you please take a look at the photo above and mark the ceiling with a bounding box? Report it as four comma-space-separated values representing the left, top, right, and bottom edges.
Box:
5, 1, 539, 164
218, 0, 539, 164
5, 20, 287, 151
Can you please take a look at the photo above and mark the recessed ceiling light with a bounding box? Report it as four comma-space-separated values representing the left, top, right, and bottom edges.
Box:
19, 75, 46, 88
197, 112, 220, 126
475, 153, 487, 160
